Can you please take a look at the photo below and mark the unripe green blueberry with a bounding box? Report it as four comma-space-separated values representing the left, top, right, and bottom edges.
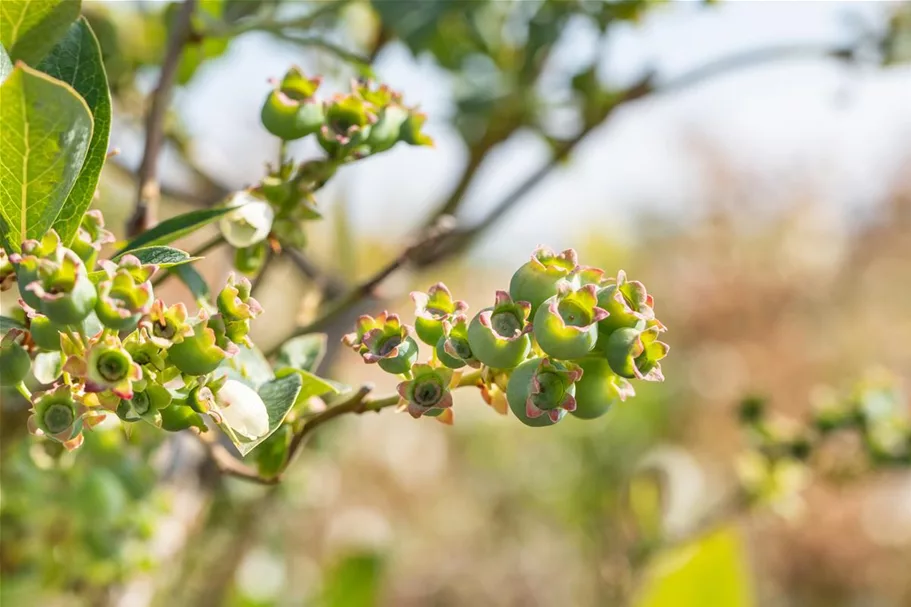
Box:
604, 326, 669, 382
411, 282, 467, 346
509, 246, 578, 317
29, 315, 63, 351
570, 357, 636, 420
30, 385, 80, 441
0, 331, 31, 386
533, 284, 607, 360
396, 363, 454, 419
467, 291, 532, 370
596, 270, 655, 338
506, 358, 580, 427
95, 269, 153, 332
159, 403, 206, 432
168, 315, 236, 376
435, 335, 466, 369
356, 313, 419, 375
261, 67, 324, 141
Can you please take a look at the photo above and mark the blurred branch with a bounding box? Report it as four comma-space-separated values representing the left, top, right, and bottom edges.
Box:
414, 42, 859, 266
127, 0, 199, 237
201, 0, 352, 38
273, 32, 372, 67
283, 245, 347, 299
267, 215, 457, 355
194, 430, 279, 486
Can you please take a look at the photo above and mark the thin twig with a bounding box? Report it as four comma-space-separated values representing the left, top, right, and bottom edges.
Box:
127, 0, 199, 237
283, 245, 347, 299
249, 250, 274, 297
414, 42, 856, 267
194, 431, 279, 486
268, 216, 457, 355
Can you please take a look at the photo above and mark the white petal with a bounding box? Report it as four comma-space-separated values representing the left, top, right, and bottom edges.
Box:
216, 379, 270, 439
219, 192, 274, 248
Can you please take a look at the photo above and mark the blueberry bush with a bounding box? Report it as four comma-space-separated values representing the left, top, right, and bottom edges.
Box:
1, 1, 909, 605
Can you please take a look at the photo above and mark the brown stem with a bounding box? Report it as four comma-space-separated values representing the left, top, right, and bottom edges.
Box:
127, 0, 199, 237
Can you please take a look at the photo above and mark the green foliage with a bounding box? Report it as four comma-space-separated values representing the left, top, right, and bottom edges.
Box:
117, 206, 236, 253
37, 17, 111, 246
0, 0, 81, 64
0, 64, 92, 250
635, 526, 754, 607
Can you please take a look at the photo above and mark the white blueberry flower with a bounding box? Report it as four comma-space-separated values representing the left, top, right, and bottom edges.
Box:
219, 191, 275, 248
216, 379, 270, 440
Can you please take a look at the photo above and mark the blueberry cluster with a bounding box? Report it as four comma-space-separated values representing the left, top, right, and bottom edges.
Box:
343, 247, 669, 426
0, 212, 263, 450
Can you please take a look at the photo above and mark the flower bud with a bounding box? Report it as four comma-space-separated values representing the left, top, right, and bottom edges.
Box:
261, 67, 325, 140
167, 311, 237, 376
219, 191, 275, 248
467, 291, 532, 369
396, 363, 455, 419
95, 267, 154, 332
215, 379, 270, 439
0, 329, 31, 386
604, 326, 669, 382
357, 313, 419, 375
435, 314, 479, 370
570, 357, 635, 420
533, 284, 608, 360
68, 334, 142, 399
509, 247, 577, 317
506, 358, 581, 427
411, 282, 468, 346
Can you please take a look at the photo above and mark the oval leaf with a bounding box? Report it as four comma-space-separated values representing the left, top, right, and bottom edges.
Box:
112, 246, 199, 268
117, 206, 235, 255
0, 0, 81, 65
39, 17, 112, 246
0, 63, 93, 251
276, 333, 327, 373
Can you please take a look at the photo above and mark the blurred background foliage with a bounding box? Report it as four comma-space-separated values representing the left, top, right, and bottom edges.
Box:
2, 0, 911, 606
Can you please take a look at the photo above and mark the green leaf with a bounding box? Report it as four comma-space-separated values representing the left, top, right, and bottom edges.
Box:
0, 63, 93, 252
276, 333, 327, 373
0, 44, 12, 83
0, 0, 81, 65
38, 17, 112, 246
216, 373, 303, 456
117, 206, 234, 254
274, 367, 339, 407
635, 526, 754, 607
174, 264, 210, 302
112, 246, 199, 267
219, 343, 274, 389
0, 315, 25, 335
254, 424, 291, 479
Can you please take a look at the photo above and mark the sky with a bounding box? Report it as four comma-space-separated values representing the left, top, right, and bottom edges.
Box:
141, 1, 911, 267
